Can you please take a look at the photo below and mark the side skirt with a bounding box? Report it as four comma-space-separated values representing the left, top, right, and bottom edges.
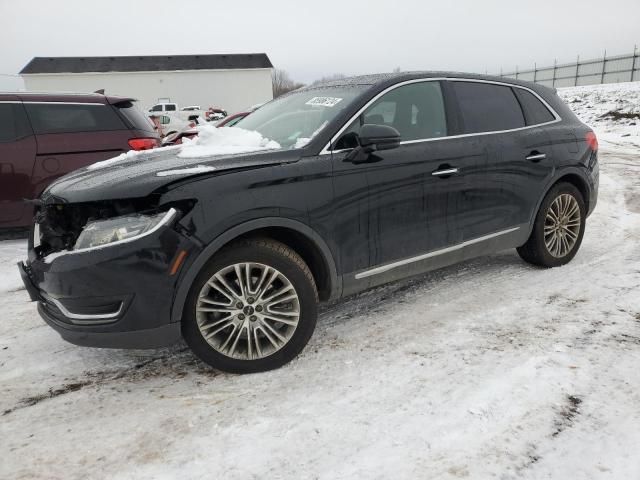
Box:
342, 225, 528, 296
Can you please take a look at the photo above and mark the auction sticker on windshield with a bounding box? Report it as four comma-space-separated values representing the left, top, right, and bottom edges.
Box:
305, 97, 343, 107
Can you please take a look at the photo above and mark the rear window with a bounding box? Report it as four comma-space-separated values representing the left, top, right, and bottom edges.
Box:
453, 81, 525, 133
165, 104, 177, 112
514, 88, 556, 125
114, 101, 156, 133
0, 103, 32, 142
25, 103, 125, 134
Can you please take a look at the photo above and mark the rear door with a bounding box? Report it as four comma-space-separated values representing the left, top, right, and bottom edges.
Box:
0, 99, 37, 226
448, 80, 555, 241
23, 101, 131, 197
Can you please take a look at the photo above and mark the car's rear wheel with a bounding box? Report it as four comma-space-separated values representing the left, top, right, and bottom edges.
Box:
182, 238, 318, 373
517, 182, 586, 267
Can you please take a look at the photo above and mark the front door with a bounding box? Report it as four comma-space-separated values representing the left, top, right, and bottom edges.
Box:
331, 80, 459, 292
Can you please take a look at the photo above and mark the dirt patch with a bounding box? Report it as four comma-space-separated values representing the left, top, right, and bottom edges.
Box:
3, 348, 220, 416
611, 333, 640, 345
624, 192, 640, 214
599, 111, 640, 121
3, 381, 91, 416
552, 394, 582, 437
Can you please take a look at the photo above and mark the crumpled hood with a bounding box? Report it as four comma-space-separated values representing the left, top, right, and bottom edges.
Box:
41, 147, 301, 204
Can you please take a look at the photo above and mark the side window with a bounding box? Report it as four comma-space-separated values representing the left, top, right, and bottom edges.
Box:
24, 103, 125, 134
513, 88, 556, 125
0, 103, 32, 142
150, 105, 162, 112
453, 81, 525, 133
165, 104, 177, 112
335, 81, 447, 149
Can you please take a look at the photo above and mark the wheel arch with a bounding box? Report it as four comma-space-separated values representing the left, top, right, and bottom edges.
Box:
526, 168, 592, 236
554, 172, 590, 213
171, 218, 340, 323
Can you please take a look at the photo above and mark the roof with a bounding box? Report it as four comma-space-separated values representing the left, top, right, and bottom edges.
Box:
304, 71, 555, 94
20, 54, 273, 74
0, 91, 134, 104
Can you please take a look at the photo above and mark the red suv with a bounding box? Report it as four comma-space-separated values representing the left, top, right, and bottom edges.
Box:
0, 92, 159, 228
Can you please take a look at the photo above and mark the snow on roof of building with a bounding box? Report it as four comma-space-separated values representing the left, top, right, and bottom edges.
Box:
20, 54, 273, 74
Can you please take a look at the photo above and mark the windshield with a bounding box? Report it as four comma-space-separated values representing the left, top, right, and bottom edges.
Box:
235, 86, 366, 148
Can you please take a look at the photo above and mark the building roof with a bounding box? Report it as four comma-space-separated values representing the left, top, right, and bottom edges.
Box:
20, 54, 273, 74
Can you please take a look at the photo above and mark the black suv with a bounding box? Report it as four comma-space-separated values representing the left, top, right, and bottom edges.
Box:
19, 72, 599, 373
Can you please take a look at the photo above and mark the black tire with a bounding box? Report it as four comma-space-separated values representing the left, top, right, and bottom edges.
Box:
517, 182, 586, 268
182, 238, 318, 373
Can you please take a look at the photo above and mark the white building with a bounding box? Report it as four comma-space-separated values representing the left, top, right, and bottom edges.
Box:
20, 54, 274, 114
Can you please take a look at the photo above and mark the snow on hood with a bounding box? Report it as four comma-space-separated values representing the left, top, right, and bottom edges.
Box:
87, 126, 281, 170
177, 125, 280, 158
156, 165, 217, 177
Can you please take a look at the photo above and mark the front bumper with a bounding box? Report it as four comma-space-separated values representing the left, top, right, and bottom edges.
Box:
19, 225, 199, 349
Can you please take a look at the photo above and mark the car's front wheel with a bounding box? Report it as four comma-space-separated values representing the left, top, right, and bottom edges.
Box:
182, 238, 318, 373
517, 182, 586, 267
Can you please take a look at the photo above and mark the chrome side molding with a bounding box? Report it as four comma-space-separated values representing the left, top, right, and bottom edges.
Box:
355, 227, 521, 279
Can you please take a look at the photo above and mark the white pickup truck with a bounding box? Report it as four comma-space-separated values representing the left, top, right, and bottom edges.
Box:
147, 103, 206, 137
149, 103, 202, 120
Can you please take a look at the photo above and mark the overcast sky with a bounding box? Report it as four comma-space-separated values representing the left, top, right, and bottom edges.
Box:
1, 0, 639, 90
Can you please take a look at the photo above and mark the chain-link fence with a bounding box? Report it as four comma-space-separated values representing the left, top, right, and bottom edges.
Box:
500, 48, 640, 87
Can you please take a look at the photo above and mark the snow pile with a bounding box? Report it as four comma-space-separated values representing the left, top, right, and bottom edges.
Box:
87, 146, 180, 170
558, 82, 640, 153
87, 126, 280, 170
558, 82, 640, 126
177, 125, 280, 158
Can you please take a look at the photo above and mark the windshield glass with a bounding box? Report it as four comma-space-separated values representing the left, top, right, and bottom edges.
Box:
235, 86, 366, 148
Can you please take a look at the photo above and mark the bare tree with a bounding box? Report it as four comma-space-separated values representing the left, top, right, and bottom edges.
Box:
311, 73, 347, 85
272, 69, 305, 97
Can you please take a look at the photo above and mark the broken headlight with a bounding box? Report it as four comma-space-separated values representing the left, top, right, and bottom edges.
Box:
73, 209, 177, 251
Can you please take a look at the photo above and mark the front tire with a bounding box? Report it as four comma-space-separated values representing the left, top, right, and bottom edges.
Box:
517, 182, 586, 268
182, 238, 318, 373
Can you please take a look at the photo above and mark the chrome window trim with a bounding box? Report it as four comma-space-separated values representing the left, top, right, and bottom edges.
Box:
320, 77, 561, 156
354, 226, 521, 279
41, 293, 123, 323
42, 208, 178, 263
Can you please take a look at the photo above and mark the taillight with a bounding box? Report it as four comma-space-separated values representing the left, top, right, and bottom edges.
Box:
585, 131, 598, 151
128, 138, 159, 151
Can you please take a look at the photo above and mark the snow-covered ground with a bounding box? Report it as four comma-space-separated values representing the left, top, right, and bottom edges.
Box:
1, 82, 639, 480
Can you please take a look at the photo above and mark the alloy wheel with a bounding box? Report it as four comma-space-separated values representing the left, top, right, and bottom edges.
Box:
195, 263, 300, 360
544, 193, 581, 258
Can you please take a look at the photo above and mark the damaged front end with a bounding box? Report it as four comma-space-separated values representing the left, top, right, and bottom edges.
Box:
21, 195, 201, 349
33, 197, 183, 259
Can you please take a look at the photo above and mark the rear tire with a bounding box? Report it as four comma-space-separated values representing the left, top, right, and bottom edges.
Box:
517, 182, 586, 268
182, 238, 318, 373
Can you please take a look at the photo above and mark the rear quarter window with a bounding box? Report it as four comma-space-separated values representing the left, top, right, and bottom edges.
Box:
114, 101, 156, 133
453, 81, 525, 133
0, 103, 32, 142
25, 103, 125, 134
513, 88, 556, 125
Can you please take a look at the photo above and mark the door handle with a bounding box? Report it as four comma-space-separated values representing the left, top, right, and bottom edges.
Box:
526, 152, 547, 162
432, 167, 459, 177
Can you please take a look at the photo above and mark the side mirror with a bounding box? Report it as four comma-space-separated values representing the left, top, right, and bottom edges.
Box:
343, 124, 401, 163
358, 124, 401, 152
